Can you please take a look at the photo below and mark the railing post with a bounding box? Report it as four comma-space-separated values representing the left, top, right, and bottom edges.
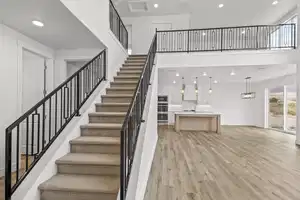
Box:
220, 28, 223, 52
187, 30, 190, 53
76, 73, 81, 116
5, 129, 12, 200
256, 26, 259, 49
120, 129, 126, 200
293, 24, 296, 49
103, 50, 107, 81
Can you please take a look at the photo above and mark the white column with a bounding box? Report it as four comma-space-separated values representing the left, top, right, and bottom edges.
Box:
283, 86, 287, 130
295, 4, 300, 145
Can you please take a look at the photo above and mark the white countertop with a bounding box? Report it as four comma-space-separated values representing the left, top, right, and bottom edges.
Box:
175, 111, 221, 116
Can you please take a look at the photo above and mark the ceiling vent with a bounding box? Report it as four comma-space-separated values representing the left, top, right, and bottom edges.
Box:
128, 1, 148, 12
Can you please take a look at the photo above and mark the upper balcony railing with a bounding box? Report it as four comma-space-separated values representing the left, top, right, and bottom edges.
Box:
109, 0, 128, 50
156, 24, 296, 53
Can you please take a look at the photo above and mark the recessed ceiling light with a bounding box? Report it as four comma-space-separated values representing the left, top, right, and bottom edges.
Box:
214, 80, 218, 84
218, 4, 224, 8
32, 20, 44, 27
176, 72, 179, 77
203, 72, 207, 76
154, 3, 159, 8
230, 71, 236, 76
272, 1, 278, 5
173, 80, 176, 84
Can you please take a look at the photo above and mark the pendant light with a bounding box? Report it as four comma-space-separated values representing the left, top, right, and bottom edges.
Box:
208, 77, 212, 94
181, 77, 185, 101
241, 77, 256, 99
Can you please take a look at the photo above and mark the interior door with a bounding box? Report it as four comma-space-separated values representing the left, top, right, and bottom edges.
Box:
22, 50, 45, 154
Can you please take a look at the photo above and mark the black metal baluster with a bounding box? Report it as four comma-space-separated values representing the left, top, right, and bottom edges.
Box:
16, 125, 20, 182
60, 89, 63, 126
49, 97, 52, 142
26, 117, 29, 171
55, 93, 58, 132
42, 103, 45, 149
5, 129, 12, 200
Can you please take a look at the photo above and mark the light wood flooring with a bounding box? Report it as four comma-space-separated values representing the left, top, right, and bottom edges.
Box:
144, 126, 300, 200
0, 155, 33, 200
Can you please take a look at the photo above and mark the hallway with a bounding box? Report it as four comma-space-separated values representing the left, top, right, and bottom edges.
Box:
144, 126, 300, 200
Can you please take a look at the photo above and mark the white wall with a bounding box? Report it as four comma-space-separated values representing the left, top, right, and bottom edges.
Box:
159, 82, 256, 125
54, 48, 102, 86
60, 0, 128, 81
125, 64, 158, 200
0, 23, 55, 177
122, 14, 191, 54
157, 50, 298, 68
252, 74, 296, 128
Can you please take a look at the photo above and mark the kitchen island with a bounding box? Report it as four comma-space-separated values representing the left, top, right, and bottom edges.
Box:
174, 112, 221, 133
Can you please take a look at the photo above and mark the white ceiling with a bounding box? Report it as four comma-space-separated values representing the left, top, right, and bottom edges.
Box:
158, 64, 296, 85
113, 0, 297, 28
0, 0, 103, 49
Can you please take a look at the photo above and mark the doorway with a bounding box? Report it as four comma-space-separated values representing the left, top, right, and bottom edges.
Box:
21, 50, 47, 154
267, 85, 297, 134
126, 25, 132, 55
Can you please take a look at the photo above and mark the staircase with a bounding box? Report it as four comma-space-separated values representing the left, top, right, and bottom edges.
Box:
38, 55, 147, 200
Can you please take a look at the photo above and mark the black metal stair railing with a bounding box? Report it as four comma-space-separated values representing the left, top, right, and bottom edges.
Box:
109, 0, 128, 50
5, 49, 107, 200
156, 24, 296, 53
120, 33, 157, 200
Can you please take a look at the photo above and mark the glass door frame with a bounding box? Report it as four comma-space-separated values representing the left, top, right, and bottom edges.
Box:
265, 85, 296, 135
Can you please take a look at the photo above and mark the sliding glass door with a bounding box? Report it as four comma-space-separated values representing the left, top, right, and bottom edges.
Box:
268, 87, 284, 130
267, 85, 297, 134
286, 85, 297, 133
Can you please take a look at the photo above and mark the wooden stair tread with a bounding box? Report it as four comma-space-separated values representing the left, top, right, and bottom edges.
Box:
96, 102, 130, 106
56, 153, 120, 166
102, 94, 133, 97
89, 112, 126, 117
81, 123, 122, 129
70, 136, 120, 145
112, 80, 138, 83
107, 87, 136, 90
39, 174, 119, 193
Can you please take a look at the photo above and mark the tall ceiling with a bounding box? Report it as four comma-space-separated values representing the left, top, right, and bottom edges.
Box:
0, 0, 104, 49
113, 0, 297, 28
158, 64, 296, 85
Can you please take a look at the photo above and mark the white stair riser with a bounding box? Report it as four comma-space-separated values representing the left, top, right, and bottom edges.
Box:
81, 127, 121, 137
89, 115, 124, 124
57, 164, 120, 176
71, 144, 120, 154
95, 105, 129, 112
40, 190, 117, 200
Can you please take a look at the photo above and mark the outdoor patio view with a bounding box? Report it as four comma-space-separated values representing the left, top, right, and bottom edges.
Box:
268, 85, 296, 134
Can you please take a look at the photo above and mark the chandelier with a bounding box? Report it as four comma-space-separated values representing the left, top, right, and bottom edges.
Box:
241, 77, 256, 99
